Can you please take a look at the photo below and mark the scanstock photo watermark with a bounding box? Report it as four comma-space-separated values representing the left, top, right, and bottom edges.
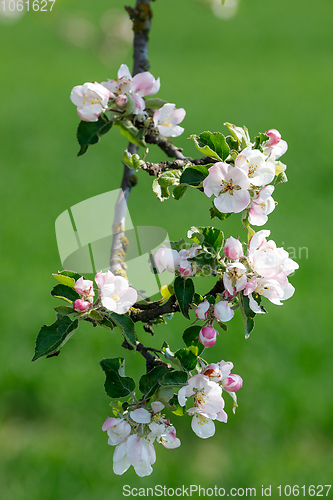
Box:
122, 484, 331, 497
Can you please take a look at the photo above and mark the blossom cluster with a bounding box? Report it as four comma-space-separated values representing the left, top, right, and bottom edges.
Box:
154, 244, 202, 278
70, 64, 185, 137
203, 127, 287, 225
178, 359, 242, 438
73, 270, 137, 315
102, 402, 180, 477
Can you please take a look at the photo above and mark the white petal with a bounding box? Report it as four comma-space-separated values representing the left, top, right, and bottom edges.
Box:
130, 408, 151, 424
191, 414, 215, 439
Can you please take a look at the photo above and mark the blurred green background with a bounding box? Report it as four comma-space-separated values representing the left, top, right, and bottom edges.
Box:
1, 0, 333, 498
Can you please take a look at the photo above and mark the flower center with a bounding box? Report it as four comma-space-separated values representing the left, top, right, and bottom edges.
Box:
161, 114, 172, 128
82, 92, 102, 106
248, 164, 257, 176
220, 179, 234, 195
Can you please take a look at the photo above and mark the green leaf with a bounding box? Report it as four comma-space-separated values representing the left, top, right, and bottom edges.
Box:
52, 273, 76, 288
169, 239, 186, 252
209, 204, 232, 222
174, 347, 198, 372
110, 313, 136, 348
172, 184, 188, 200
123, 93, 136, 116
179, 164, 210, 187
182, 325, 201, 345
51, 284, 80, 304
189, 131, 230, 161
238, 292, 256, 339
54, 305, 75, 316
152, 178, 170, 202
158, 169, 181, 187
188, 252, 222, 277
253, 132, 269, 150
89, 310, 103, 321
139, 365, 170, 398
187, 226, 224, 255
32, 315, 78, 361
100, 317, 116, 330
99, 357, 136, 399
159, 370, 188, 387
275, 170, 288, 185
57, 270, 82, 281
155, 386, 174, 405
174, 276, 195, 319
114, 121, 146, 147
225, 135, 239, 152
144, 98, 168, 109
77, 114, 113, 156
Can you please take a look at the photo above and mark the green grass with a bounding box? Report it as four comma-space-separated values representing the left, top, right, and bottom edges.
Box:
1, 0, 333, 498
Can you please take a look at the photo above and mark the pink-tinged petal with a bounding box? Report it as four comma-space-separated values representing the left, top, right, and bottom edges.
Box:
223, 273, 234, 295
244, 276, 257, 296
224, 236, 243, 260
130, 408, 151, 424
147, 77, 160, 96
265, 129, 281, 147
151, 401, 164, 413
249, 230, 270, 253
229, 166, 250, 190
153, 109, 160, 127
132, 72, 155, 94
117, 64, 132, 80
215, 409, 228, 423
101, 79, 120, 95
203, 164, 224, 198
191, 414, 215, 439
113, 454, 131, 475
171, 108, 186, 125
249, 202, 268, 226
219, 360, 233, 379
199, 326, 218, 348
116, 287, 137, 314
203, 363, 222, 382
256, 185, 275, 202
102, 417, 118, 431
195, 301, 210, 320
160, 426, 181, 449
214, 301, 234, 322
154, 248, 180, 273
132, 93, 146, 114
77, 105, 102, 122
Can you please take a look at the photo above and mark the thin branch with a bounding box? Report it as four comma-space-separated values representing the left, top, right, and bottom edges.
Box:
139, 156, 216, 177
110, 0, 153, 276
130, 294, 179, 323
145, 131, 186, 159
122, 339, 171, 371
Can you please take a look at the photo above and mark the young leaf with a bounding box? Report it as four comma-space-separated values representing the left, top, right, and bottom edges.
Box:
109, 312, 136, 349
51, 284, 80, 304
114, 121, 146, 147
174, 276, 194, 319
77, 114, 113, 156
52, 274, 76, 289
158, 169, 181, 187
152, 178, 170, 202
99, 357, 136, 398
144, 98, 168, 109
172, 184, 188, 200
139, 365, 170, 398
187, 226, 224, 255
182, 325, 204, 355
189, 131, 230, 161
32, 315, 79, 361
174, 347, 198, 372
179, 165, 210, 187
238, 292, 256, 339
54, 305, 76, 316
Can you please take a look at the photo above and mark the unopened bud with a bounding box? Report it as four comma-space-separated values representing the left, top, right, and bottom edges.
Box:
221, 374, 243, 392
116, 94, 128, 107
265, 129, 281, 147
199, 326, 218, 348
195, 301, 210, 320
73, 299, 91, 312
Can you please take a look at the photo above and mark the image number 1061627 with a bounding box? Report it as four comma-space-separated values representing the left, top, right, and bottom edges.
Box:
0, 0, 55, 12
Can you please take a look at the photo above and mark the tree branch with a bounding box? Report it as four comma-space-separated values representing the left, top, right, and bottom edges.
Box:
122, 339, 171, 371
139, 156, 216, 177
110, 0, 153, 277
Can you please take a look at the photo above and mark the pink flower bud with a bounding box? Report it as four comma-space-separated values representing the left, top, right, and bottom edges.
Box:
221, 374, 243, 392
203, 363, 222, 381
224, 236, 243, 260
73, 299, 91, 312
74, 277, 94, 301
198, 326, 218, 348
265, 129, 281, 147
116, 94, 128, 107
195, 301, 210, 320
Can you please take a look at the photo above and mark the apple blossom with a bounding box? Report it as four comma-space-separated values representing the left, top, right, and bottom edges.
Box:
154, 247, 180, 273
224, 236, 244, 260
223, 262, 247, 295
153, 103, 186, 137
113, 434, 156, 477
179, 245, 201, 277
265, 129, 281, 147
203, 162, 250, 214
248, 185, 276, 226
102, 417, 131, 445
178, 374, 227, 438
202, 363, 223, 382
130, 408, 151, 424
236, 147, 276, 187
73, 299, 91, 312
148, 421, 181, 449
199, 326, 218, 348
263, 129, 288, 159
95, 270, 137, 314
221, 374, 243, 392
70, 82, 110, 122
101, 63, 160, 115
75, 277, 95, 303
